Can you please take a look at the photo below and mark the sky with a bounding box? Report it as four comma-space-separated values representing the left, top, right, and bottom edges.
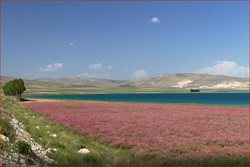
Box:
2, 1, 249, 80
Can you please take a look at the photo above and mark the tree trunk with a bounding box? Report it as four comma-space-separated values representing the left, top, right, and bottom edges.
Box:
15, 93, 20, 101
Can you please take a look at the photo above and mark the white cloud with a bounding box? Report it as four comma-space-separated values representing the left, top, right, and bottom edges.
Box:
40, 63, 63, 72
132, 69, 148, 80
69, 42, 74, 46
77, 73, 96, 78
149, 17, 160, 24
196, 60, 249, 78
89, 63, 101, 70
89, 63, 112, 70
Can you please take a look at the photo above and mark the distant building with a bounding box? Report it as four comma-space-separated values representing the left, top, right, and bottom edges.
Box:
190, 89, 200, 92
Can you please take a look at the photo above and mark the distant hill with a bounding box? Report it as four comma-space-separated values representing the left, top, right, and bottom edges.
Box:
1, 73, 249, 94
127, 73, 249, 90
35, 77, 126, 86
1, 76, 128, 94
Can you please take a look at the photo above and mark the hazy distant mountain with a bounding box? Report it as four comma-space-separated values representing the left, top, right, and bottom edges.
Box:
1, 76, 65, 86
1, 73, 249, 91
127, 73, 249, 90
35, 77, 126, 86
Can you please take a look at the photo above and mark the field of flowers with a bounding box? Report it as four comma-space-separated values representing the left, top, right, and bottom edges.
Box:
24, 101, 248, 160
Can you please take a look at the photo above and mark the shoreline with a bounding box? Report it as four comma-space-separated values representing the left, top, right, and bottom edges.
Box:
23, 97, 248, 108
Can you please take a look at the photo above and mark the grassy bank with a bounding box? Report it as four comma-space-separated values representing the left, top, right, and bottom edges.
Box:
3, 97, 249, 166
22, 83, 249, 95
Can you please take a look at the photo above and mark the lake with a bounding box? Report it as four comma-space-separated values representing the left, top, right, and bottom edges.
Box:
25, 93, 249, 106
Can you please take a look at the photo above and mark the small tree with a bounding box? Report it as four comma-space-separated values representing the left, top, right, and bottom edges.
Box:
3, 79, 26, 101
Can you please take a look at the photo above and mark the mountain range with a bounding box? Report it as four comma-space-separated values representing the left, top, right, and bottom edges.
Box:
1, 73, 249, 94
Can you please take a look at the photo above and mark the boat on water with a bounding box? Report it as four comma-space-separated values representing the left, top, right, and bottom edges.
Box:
190, 89, 200, 92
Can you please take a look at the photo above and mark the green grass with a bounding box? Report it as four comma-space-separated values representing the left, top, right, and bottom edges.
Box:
2, 118, 16, 143
2, 96, 249, 166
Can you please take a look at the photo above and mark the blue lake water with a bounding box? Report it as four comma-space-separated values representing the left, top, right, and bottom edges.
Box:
25, 93, 249, 106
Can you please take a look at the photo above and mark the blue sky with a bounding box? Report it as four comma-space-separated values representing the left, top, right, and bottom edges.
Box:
2, 1, 249, 79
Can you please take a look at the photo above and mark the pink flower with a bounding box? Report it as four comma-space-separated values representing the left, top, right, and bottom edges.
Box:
24, 101, 249, 159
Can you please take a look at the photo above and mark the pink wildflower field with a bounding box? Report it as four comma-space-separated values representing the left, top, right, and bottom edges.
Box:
24, 101, 249, 159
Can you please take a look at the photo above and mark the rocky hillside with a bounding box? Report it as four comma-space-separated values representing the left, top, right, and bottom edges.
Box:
127, 73, 249, 90
1, 97, 55, 166
2, 73, 249, 91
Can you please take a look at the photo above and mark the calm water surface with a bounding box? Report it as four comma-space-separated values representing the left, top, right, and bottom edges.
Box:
25, 93, 249, 106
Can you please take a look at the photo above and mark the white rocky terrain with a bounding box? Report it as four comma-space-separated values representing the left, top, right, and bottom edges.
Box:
170, 80, 193, 88
200, 81, 249, 90
127, 73, 249, 90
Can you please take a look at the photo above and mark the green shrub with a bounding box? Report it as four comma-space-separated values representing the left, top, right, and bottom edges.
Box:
2, 119, 16, 143
17, 140, 31, 155
3, 79, 26, 101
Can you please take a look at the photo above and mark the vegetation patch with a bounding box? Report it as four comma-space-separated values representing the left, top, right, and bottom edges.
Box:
3, 96, 249, 166
24, 101, 248, 160
16, 140, 31, 155
2, 118, 16, 143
